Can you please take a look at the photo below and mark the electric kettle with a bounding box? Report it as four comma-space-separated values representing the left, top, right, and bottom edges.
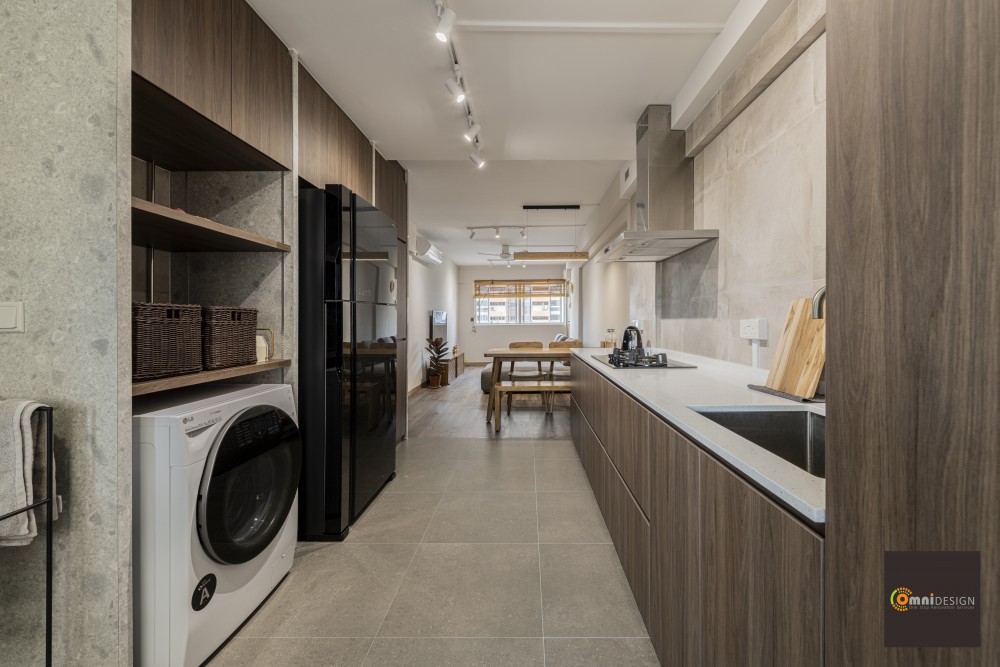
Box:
621, 326, 643, 352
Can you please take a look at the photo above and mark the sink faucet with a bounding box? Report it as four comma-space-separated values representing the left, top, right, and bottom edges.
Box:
811, 285, 826, 319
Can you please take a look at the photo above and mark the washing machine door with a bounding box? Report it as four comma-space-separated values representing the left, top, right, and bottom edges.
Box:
197, 404, 302, 565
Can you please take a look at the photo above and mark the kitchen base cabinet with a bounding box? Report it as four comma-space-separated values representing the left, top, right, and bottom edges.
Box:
572, 358, 824, 667
649, 418, 702, 666
700, 453, 823, 666
571, 398, 649, 622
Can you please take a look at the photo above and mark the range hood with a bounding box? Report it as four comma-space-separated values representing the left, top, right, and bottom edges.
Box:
599, 105, 718, 262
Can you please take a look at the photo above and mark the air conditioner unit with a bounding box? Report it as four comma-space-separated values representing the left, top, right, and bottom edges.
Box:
409, 236, 444, 266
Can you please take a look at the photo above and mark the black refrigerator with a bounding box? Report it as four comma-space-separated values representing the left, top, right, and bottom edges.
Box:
299, 185, 399, 540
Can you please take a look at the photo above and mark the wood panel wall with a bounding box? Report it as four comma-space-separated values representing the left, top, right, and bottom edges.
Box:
827, 0, 1000, 663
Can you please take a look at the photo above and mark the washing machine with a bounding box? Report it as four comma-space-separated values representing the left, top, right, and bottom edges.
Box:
133, 384, 301, 667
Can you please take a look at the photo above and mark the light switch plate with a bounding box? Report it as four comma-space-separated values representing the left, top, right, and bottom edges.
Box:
0, 302, 25, 333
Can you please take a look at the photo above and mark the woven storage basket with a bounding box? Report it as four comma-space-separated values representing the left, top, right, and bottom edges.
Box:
132, 302, 203, 381
202, 306, 258, 370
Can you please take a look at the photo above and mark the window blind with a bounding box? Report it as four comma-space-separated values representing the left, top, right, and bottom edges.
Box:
474, 279, 567, 298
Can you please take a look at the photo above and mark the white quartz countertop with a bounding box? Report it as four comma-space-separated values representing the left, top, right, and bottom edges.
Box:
573, 348, 826, 525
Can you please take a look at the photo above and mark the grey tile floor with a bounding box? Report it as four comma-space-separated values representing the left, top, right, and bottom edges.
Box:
210, 437, 658, 666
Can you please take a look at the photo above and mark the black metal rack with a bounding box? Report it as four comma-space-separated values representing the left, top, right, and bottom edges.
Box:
0, 406, 53, 667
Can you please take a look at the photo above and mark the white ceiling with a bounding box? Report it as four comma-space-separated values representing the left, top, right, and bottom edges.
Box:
249, 0, 748, 265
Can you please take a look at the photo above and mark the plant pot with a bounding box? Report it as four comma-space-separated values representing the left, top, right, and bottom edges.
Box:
428, 374, 442, 388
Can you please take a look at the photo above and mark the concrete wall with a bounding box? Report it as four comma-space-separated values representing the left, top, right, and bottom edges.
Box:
657, 34, 826, 368
455, 266, 569, 363
407, 256, 458, 391
0, 0, 133, 664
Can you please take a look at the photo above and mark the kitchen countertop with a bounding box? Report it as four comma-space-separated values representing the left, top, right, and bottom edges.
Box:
573, 348, 826, 525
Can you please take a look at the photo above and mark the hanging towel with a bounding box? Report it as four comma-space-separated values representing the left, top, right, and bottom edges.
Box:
0, 400, 50, 547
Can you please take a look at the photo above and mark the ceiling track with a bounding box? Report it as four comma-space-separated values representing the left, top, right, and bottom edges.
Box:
454, 20, 725, 35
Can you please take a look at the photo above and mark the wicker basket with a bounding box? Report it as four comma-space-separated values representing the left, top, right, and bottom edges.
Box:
202, 306, 258, 370
132, 302, 203, 381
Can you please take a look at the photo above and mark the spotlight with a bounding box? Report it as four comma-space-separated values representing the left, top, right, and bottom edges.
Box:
469, 153, 486, 169
445, 78, 466, 103
494, 227, 500, 238
469, 230, 475, 239
520, 227, 527, 238
463, 123, 481, 142
435, 8, 456, 43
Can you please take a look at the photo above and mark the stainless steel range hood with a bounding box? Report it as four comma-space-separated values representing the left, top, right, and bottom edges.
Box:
599, 105, 718, 263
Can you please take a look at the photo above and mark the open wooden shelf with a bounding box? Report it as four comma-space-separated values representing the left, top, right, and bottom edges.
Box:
132, 359, 292, 396
132, 197, 291, 252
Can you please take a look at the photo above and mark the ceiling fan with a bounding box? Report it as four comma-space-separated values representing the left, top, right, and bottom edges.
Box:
477, 244, 514, 260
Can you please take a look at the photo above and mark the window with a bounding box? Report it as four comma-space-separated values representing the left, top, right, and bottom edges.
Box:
473, 279, 567, 325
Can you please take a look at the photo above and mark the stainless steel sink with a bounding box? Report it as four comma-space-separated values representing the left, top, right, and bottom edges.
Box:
692, 409, 825, 478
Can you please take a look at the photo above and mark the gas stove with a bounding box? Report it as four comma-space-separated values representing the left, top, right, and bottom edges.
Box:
592, 350, 697, 369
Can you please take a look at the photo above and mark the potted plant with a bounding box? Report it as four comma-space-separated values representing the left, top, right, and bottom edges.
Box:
425, 336, 449, 388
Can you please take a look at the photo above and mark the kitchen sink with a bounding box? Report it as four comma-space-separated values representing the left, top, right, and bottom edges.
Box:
692, 409, 825, 478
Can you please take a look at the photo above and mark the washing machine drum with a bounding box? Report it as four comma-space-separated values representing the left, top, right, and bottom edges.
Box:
197, 404, 302, 565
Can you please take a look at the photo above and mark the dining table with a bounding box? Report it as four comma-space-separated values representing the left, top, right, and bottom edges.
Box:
483, 347, 574, 422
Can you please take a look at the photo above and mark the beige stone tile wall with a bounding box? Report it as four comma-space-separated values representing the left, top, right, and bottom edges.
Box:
659, 35, 827, 368
0, 0, 132, 664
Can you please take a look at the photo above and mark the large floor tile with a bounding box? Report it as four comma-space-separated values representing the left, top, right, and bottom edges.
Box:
445, 459, 536, 493
210, 637, 373, 666
239, 543, 416, 638
345, 492, 442, 543
422, 492, 538, 543
532, 439, 579, 459
536, 492, 611, 544
362, 638, 544, 666
379, 543, 543, 637
534, 457, 591, 492
397, 437, 534, 462
387, 458, 457, 493
539, 544, 648, 638
544, 638, 659, 667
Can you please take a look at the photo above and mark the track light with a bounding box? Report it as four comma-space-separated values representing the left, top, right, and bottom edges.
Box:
494, 227, 500, 238
470, 153, 486, 169
445, 78, 466, 103
463, 123, 481, 142
469, 230, 475, 239
435, 7, 456, 43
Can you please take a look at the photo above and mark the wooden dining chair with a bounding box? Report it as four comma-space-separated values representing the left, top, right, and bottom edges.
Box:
507, 341, 545, 413
547, 339, 581, 379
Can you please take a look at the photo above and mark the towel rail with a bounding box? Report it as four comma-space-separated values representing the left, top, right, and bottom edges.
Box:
0, 406, 53, 667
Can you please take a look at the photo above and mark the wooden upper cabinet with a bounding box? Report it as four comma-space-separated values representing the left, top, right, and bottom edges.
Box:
389, 160, 408, 240
231, 0, 292, 168
375, 152, 409, 237
298, 65, 333, 188
132, 0, 232, 130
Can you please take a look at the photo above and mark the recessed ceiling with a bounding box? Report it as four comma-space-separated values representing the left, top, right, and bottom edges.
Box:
249, 0, 746, 265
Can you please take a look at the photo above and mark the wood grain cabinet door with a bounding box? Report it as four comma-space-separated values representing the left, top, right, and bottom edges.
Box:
232, 0, 292, 169
132, 0, 232, 130
648, 417, 702, 666
297, 65, 335, 189
700, 454, 823, 666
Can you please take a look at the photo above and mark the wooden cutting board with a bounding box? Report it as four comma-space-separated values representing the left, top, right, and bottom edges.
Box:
765, 298, 826, 399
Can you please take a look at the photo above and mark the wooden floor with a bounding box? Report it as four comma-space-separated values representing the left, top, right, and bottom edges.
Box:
406, 365, 571, 439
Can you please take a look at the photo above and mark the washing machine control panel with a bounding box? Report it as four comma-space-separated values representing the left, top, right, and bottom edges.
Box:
182, 409, 224, 434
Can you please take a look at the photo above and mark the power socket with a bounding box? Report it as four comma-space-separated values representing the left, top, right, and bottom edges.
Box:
739, 318, 768, 341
